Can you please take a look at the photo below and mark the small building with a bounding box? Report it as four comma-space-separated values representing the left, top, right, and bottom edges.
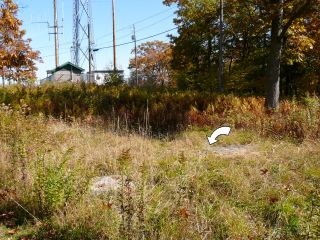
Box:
41, 62, 85, 84
41, 62, 125, 85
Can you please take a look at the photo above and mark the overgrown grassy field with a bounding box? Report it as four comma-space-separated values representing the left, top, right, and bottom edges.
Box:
0, 84, 320, 239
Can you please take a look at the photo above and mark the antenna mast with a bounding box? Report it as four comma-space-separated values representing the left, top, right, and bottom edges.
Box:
73, 0, 80, 66
72, 0, 94, 73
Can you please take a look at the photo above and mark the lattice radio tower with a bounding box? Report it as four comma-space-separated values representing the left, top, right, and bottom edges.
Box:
72, 0, 95, 75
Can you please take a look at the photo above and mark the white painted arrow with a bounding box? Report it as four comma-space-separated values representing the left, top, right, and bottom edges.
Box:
207, 127, 231, 145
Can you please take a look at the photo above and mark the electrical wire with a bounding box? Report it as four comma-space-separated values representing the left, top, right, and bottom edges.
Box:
93, 27, 177, 52
35, 41, 73, 50
36, 6, 177, 64
95, 7, 176, 41
92, 5, 226, 53
30, 7, 176, 56
94, 13, 175, 48
41, 50, 70, 58
137, 14, 175, 33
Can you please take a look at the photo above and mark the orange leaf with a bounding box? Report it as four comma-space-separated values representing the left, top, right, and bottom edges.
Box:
7, 228, 18, 234
125, 187, 135, 194
102, 201, 113, 210
180, 208, 189, 218
270, 197, 279, 204
5, 189, 16, 196
261, 169, 268, 175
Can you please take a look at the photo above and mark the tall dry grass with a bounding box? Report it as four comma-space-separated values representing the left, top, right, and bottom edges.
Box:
0, 102, 320, 239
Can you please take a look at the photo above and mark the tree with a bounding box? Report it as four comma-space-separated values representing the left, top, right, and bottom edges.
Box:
163, 0, 319, 107
303, 2, 320, 93
0, 0, 42, 86
129, 40, 172, 86
163, 0, 216, 90
163, 0, 269, 91
264, 0, 314, 109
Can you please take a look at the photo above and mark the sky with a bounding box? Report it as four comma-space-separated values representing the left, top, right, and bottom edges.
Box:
16, 0, 178, 81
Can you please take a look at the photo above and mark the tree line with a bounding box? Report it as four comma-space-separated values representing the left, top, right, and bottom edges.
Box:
1, 0, 319, 110
130, 0, 320, 109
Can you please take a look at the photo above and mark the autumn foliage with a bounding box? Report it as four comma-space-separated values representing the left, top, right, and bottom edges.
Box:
0, 83, 319, 141
163, 0, 320, 99
0, 0, 42, 83
129, 40, 173, 86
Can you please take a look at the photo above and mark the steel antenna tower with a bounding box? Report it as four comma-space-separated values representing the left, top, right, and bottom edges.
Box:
73, 0, 80, 66
72, 0, 94, 73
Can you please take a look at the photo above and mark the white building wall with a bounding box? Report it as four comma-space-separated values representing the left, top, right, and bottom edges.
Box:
41, 71, 123, 85
94, 73, 110, 85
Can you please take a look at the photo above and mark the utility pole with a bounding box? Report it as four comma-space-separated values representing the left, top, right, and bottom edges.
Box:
133, 24, 138, 86
88, 23, 92, 83
219, 0, 223, 92
112, 0, 117, 71
54, 0, 59, 68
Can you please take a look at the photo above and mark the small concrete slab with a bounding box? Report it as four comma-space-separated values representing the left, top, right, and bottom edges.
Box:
90, 175, 135, 196
210, 144, 253, 154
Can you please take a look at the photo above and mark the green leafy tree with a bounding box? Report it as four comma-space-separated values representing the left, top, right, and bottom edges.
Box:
163, 0, 270, 92
163, 0, 319, 107
163, 0, 220, 90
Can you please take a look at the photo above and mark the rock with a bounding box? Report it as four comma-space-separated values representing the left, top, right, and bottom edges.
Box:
90, 175, 135, 196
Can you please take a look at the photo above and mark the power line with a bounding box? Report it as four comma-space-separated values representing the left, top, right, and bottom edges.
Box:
30, 6, 177, 62
93, 27, 177, 52
33, 41, 73, 50
94, 13, 175, 48
41, 50, 69, 58
137, 14, 175, 33
94, 5, 226, 51
95, 7, 176, 41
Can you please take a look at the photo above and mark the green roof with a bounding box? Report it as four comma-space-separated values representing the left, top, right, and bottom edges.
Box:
50, 62, 85, 73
